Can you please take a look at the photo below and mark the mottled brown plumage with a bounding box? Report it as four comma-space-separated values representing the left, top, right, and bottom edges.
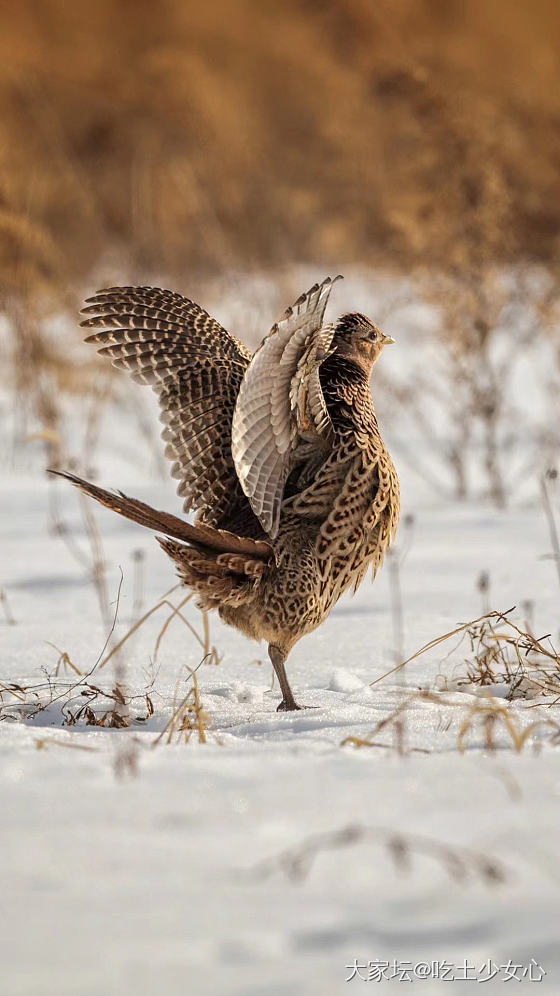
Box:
54, 276, 400, 710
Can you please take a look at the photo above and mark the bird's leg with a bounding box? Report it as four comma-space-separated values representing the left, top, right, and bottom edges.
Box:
268, 645, 301, 712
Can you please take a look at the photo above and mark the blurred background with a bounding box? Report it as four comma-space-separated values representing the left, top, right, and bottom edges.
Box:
1, 0, 559, 502
4, 7, 560, 991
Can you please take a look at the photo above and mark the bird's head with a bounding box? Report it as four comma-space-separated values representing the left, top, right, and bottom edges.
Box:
332, 312, 395, 373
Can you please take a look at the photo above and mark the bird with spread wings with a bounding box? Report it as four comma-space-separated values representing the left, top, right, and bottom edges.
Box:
52, 276, 400, 710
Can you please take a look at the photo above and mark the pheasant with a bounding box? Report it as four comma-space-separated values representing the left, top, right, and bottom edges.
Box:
52, 276, 400, 710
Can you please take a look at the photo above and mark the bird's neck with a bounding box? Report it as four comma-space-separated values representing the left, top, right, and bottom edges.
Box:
331, 343, 376, 380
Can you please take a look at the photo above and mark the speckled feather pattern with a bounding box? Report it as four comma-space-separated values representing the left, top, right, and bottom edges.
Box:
81, 285, 252, 531
76, 277, 400, 665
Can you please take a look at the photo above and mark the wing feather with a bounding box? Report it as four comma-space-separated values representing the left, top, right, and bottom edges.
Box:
81, 286, 254, 531
231, 275, 342, 537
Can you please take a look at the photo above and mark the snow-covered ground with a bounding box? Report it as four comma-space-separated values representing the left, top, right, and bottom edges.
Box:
1, 274, 560, 994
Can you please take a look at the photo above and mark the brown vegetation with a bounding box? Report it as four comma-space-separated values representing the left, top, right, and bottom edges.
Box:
245, 823, 508, 885
2, 0, 559, 507
1, 0, 559, 314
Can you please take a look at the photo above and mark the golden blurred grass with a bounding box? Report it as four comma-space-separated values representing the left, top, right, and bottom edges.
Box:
1, 0, 559, 318
2, 0, 560, 476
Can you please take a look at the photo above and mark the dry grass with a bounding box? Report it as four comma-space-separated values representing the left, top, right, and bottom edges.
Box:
2, 3, 559, 508
0, 643, 152, 730
2, 0, 559, 299
435, 611, 560, 705
245, 824, 508, 886
378, 267, 560, 505
0, 589, 17, 626
152, 666, 210, 746
344, 608, 560, 755
1, 2, 559, 363
96, 585, 220, 672
0, 572, 217, 744
344, 687, 560, 756
456, 700, 559, 754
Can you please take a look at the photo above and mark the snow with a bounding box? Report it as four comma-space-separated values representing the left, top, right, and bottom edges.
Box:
2, 275, 560, 994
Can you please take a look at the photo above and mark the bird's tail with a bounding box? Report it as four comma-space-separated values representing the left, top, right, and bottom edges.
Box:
49, 470, 272, 609
156, 537, 268, 611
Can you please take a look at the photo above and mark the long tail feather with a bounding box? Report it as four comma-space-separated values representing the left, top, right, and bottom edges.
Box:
48, 470, 273, 560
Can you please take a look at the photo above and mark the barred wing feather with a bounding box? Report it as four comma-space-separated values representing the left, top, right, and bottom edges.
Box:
81, 286, 252, 530
231, 275, 342, 538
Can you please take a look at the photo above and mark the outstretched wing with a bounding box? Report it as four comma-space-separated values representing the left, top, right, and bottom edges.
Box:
81, 285, 254, 530
231, 275, 342, 538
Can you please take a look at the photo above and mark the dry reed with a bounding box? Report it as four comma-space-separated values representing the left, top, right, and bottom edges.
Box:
245, 824, 508, 886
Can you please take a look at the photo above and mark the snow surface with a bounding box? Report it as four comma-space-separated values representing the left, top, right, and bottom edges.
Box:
1, 274, 560, 995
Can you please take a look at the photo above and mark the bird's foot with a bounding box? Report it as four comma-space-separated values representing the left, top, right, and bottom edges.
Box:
276, 698, 302, 712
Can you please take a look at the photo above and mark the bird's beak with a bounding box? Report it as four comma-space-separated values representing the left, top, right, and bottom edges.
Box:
381, 333, 396, 345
